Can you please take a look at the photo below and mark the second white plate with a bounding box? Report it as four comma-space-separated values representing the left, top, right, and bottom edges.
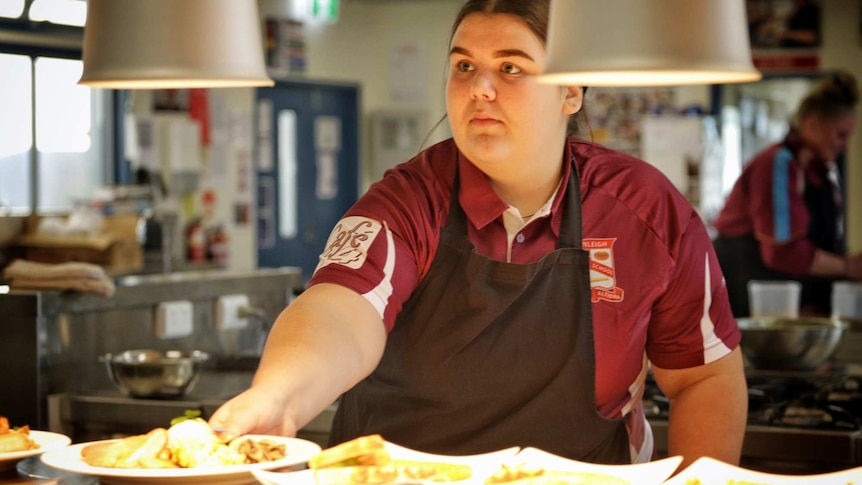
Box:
508, 447, 683, 485
664, 456, 862, 485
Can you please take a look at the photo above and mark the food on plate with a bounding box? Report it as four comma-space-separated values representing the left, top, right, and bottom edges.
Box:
0, 416, 39, 453
685, 481, 772, 485
80, 417, 286, 469
309, 434, 472, 483
309, 433, 390, 468
81, 428, 175, 468
167, 418, 246, 467
314, 462, 473, 484
485, 462, 629, 485
229, 435, 289, 464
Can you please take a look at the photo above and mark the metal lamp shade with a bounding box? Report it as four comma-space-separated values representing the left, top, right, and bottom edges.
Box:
538, 0, 762, 87
79, 0, 274, 89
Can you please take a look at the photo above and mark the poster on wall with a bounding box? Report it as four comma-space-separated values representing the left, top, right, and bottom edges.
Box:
153, 89, 190, 111
746, 0, 822, 72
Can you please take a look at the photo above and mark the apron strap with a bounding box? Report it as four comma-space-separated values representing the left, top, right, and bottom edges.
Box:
559, 158, 583, 249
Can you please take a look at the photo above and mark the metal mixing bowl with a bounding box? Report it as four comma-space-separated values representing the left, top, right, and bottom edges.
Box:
99, 349, 209, 398
737, 317, 847, 371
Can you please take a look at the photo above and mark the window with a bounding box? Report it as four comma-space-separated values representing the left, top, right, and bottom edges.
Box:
3, 0, 85, 26
0, 1, 25, 19
0, 0, 113, 214
0, 53, 33, 210
36, 57, 109, 211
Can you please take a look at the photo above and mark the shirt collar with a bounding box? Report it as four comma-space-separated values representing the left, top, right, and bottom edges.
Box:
456, 143, 574, 234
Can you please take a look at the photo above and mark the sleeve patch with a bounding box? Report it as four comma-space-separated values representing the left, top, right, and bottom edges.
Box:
316, 216, 383, 271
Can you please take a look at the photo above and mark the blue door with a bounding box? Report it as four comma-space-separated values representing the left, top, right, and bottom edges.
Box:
256, 80, 360, 284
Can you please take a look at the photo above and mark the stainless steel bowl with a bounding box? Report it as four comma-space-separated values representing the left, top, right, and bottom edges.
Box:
99, 349, 209, 399
737, 317, 847, 371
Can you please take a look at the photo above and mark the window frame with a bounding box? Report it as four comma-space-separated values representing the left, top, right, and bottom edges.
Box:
0, 10, 127, 215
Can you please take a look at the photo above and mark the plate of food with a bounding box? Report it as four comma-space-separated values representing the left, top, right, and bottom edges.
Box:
40, 417, 321, 485
253, 434, 520, 485
481, 447, 682, 485
663, 456, 862, 485
0, 418, 72, 472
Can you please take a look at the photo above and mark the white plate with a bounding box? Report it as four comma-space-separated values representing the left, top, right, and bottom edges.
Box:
508, 447, 683, 485
664, 456, 862, 485
252, 441, 520, 485
0, 430, 71, 472
41, 435, 321, 485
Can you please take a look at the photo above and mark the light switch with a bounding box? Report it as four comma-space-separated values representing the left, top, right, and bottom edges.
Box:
155, 301, 194, 339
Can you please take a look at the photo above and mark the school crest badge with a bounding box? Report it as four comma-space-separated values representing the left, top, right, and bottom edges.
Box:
584, 238, 624, 303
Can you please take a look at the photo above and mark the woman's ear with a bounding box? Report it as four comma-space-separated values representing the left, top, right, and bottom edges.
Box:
562, 86, 584, 115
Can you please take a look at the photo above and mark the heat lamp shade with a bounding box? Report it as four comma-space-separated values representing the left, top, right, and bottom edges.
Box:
538, 0, 762, 87
79, 0, 274, 89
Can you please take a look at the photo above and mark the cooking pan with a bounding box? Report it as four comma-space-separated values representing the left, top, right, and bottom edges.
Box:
736, 317, 847, 371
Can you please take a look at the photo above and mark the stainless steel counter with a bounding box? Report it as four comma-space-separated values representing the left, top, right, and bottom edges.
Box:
0, 267, 302, 431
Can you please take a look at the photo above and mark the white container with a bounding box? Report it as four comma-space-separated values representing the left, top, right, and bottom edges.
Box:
831, 281, 862, 322
748, 280, 801, 318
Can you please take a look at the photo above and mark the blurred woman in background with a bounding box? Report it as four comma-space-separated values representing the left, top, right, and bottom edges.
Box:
713, 71, 861, 318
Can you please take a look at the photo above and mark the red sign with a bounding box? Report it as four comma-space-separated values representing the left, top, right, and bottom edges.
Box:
752, 52, 820, 72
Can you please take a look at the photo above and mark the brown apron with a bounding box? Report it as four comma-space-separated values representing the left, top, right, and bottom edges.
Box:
329, 161, 630, 464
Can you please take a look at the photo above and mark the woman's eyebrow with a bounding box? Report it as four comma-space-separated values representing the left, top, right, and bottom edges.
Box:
449, 46, 535, 62
449, 46, 471, 57
494, 49, 534, 61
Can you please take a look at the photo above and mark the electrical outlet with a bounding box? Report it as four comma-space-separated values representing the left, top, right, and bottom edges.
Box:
215, 294, 250, 330
155, 301, 194, 339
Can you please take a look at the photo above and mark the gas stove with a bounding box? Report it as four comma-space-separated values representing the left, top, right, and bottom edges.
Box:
746, 373, 861, 431
645, 371, 861, 431
644, 367, 862, 474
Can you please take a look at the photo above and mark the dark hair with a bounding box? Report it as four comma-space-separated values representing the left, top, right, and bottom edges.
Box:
793, 70, 859, 127
450, 0, 549, 46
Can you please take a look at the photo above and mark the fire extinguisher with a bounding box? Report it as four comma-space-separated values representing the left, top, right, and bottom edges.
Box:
186, 219, 206, 263
209, 225, 229, 268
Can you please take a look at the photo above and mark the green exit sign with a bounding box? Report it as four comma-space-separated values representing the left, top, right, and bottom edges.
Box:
312, 0, 339, 23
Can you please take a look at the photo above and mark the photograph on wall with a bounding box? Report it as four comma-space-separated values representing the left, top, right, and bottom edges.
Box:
747, 0, 821, 49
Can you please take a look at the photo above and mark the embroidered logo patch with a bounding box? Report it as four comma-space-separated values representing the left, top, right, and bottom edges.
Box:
316, 216, 383, 271
584, 238, 624, 303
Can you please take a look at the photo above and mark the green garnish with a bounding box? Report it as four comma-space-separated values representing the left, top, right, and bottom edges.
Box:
170, 409, 203, 426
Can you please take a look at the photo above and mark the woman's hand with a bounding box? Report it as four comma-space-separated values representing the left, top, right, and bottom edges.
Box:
207, 283, 387, 439
208, 385, 298, 438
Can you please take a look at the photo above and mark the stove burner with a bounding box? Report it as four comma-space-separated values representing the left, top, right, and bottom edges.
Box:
644, 372, 862, 431
781, 406, 831, 427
